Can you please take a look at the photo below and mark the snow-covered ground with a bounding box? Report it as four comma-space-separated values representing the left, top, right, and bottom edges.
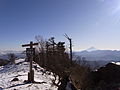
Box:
0, 59, 57, 90
111, 61, 120, 65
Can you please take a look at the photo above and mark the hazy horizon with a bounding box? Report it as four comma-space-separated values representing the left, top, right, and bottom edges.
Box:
1, 0, 120, 51
1, 46, 120, 52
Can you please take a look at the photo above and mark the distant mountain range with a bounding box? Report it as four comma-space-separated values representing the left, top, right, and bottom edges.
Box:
75, 47, 120, 61
0, 50, 25, 59
1, 47, 120, 62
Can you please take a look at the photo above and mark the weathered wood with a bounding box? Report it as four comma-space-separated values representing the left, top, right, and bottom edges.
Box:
26, 48, 35, 57
22, 42, 38, 47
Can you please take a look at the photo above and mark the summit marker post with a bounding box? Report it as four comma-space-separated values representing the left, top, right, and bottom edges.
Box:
22, 41, 38, 82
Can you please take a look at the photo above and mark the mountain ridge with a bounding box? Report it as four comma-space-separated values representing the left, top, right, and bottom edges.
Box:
75, 48, 120, 61
85, 47, 99, 52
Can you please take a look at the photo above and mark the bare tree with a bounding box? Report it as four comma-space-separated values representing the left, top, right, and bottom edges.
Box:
64, 34, 73, 65
35, 35, 46, 67
8, 53, 16, 64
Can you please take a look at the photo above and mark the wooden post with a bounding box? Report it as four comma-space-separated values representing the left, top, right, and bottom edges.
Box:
22, 41, 38, 83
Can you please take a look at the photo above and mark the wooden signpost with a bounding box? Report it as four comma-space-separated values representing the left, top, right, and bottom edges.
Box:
22, 41, 38, 83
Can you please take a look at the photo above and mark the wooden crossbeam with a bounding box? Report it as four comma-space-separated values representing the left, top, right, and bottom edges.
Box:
22, 41, 38, 47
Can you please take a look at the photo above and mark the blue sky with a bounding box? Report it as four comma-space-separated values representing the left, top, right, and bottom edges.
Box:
0, 0, 120, 51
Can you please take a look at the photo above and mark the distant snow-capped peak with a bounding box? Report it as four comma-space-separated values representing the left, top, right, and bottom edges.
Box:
86, 47, 99, 52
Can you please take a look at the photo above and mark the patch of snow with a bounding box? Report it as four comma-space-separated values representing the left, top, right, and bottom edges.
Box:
116, 62, 120, 65
111, 62, 120, 65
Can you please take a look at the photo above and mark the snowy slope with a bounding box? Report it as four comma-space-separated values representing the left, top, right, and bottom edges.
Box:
0, 59, 57, 90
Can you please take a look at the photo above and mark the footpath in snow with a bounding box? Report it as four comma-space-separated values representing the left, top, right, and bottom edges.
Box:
0, 59, 57, 90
